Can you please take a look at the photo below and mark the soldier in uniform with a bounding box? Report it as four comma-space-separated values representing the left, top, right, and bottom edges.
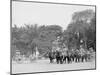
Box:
66, 50, 72, 64
75, 49, 80, 62
48, 51, 55, 63
70, 49, 75, 62
62, 50, 67, 63
80, 47, 87, 62
55, 50, 63, 64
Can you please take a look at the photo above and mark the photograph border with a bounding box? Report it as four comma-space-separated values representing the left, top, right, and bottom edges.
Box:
10, 0, 96, 75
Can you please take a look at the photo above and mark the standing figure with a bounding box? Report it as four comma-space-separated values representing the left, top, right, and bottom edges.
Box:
66, 50, 72, 64
62, 51, 67, 63
55, 50, 63, 64
80, 47, 87, 62
70, 49, 75, 62
48, 51, 55, 63
75, 49, 80, 62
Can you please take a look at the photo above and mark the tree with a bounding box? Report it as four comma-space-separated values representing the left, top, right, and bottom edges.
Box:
36, 25, 63, 53
63, 9, 95, 50
72, 9, 95, 22
11, 24, 63, 57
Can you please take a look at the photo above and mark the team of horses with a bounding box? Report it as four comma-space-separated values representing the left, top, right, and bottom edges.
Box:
48, 48, 94, 64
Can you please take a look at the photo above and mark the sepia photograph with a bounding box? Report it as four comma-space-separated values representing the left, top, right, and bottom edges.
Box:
11, 0, 96, 74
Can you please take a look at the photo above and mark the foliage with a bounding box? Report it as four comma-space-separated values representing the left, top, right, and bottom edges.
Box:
63, 9, 96, 50
11, 9, 96, 57
11, 24, 62, 57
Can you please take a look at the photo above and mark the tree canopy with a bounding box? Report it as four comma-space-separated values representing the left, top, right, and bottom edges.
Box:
11, 9, 96, 57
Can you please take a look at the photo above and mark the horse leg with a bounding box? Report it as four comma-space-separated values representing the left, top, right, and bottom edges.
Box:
75, 56, 77, 62
60, 57, 62, 64
58, 58, 60, 64
56, 57, 59, 64
77, 55, 80, 62
50, 58, 52, 63
81, 56, 84, 62
85, 55, 88, 62
67, 56, 70, 64
73, 56, 74, 62
63, 56, 66, 63
49, 57, 53, 63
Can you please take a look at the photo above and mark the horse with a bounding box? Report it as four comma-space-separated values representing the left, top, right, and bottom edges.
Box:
62, 51, 68, 63
74, 49, 81, 63
48, 51, 56, 63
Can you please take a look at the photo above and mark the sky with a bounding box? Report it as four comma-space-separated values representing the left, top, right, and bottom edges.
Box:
12, 1, 95, 30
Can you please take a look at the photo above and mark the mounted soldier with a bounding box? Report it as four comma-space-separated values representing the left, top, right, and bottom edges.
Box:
65, 50, 72, 63
70, 49, 75, 62
55, 50, 63, 64
74, 49, 80, 62
48, 50, 55, 63
62, 50, 67, 63
86, 47, 94, 61
79, 46, 87, 62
